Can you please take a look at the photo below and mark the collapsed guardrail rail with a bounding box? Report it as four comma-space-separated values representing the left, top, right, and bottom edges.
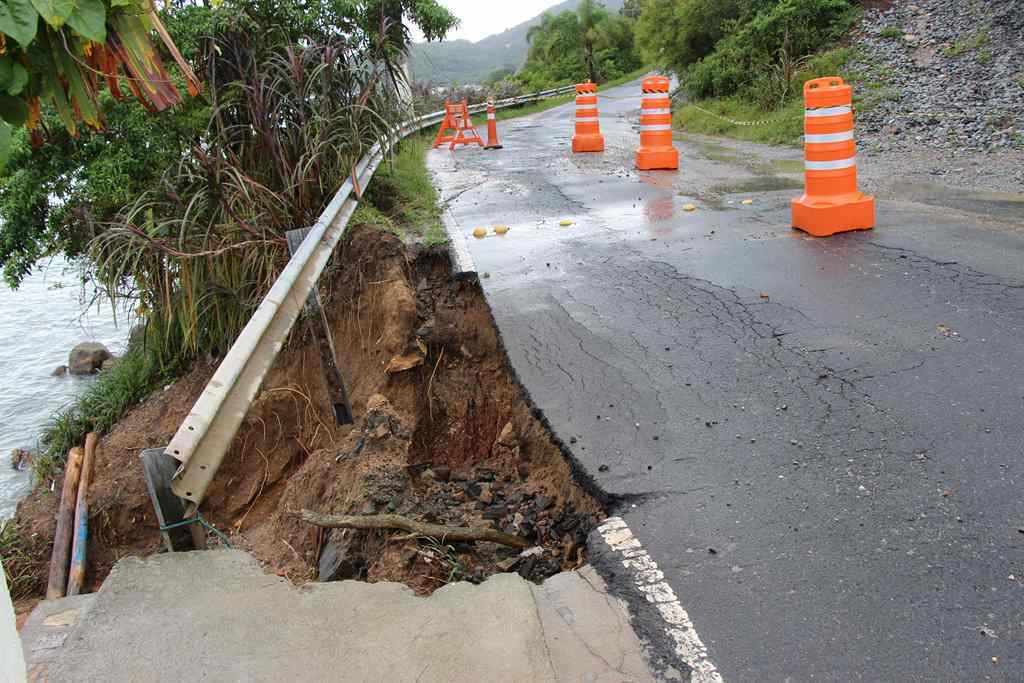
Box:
141, 84, 576, 550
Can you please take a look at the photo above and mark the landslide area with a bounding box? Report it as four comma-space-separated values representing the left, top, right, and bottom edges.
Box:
12, 225, 605, 607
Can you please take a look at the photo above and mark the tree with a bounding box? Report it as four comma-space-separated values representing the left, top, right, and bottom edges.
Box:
0, 0, 458, 287
578, 0, 601, 83
620, 0, 641, 20
518, 2, 639, 90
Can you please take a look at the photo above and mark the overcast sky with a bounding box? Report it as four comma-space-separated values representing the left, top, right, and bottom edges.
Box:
416, 1, 564, 42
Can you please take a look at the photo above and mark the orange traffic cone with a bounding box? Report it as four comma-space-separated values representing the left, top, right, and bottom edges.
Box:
635, 76, 677, 171
572, 82, 603, 153
449, 100, 484, 150
432, 101, 459, 148
484, 100, 502, 149
791, 77, 874, 237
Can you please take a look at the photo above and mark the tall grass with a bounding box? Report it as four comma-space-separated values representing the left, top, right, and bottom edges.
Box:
675, 48, 855, 146
91, 39, 404, 367
0, 519, 46, 600
360, 136, 446, 245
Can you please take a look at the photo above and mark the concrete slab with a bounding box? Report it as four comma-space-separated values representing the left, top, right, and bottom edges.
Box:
32, 550, 655, 682
530, 565, 657, 682
19, 593, 95, 678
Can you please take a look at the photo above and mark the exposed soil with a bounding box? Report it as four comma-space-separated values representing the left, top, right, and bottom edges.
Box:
11, 225, 605, 612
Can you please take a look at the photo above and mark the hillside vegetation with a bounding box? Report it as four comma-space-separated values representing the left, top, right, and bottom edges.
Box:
409, 0, 625, 85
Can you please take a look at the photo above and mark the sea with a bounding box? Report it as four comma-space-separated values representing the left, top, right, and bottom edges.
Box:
0, 258, 126, 520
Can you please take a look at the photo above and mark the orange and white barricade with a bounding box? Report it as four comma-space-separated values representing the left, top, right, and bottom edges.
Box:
448, 100, 484, 150
432, 101, 459, 148
635, 76, 677, 170
791, 77, 874, 237
572, 82, 604, 153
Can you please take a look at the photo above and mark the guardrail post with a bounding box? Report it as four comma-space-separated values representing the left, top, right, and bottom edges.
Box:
286, 227, 354, 425
140, 448, 197, 552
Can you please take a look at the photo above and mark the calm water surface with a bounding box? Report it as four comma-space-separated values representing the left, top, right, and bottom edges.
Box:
0, 259, 126, 519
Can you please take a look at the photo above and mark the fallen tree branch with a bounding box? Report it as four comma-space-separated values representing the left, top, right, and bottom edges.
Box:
292, 510, 531, 549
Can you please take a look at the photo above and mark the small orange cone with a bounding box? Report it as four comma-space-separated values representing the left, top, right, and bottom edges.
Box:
484, 100, 503, 150
572, 82, 604, 153
791, 77, 874, 237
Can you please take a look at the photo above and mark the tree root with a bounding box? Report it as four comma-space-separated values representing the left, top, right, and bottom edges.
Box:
292, 510, 531, 549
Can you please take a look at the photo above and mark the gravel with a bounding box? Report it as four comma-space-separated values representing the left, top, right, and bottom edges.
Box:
851, 0, 1023, 153
847, 0, 1024, 191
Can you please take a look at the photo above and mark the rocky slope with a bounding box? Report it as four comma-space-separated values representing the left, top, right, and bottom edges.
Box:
852, 0, 1023, 153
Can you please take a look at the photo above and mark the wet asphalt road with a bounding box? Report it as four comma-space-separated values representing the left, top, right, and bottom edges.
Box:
427, 79, 1024, 681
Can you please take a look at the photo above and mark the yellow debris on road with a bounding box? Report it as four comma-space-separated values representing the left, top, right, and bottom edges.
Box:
559, 219, 573, 227
472, 227, 487, 238
742, 199, 754, 205
683, 204, 697, 212
494, 225, 509, 235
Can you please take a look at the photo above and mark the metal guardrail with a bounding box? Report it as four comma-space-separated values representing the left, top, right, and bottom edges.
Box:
163, 84, 577, 508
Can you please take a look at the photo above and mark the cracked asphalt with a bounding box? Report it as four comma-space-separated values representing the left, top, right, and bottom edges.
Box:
427, 78, 1024, 681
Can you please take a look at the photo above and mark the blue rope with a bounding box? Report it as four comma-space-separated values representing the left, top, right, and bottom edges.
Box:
160, 511, 232, 548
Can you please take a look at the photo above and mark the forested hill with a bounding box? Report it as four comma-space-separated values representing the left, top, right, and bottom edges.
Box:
410, 0, 625, 85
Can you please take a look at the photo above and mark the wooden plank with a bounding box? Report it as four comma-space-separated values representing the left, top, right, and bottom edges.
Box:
286, 228, 354, 425
67, 433, 98, 595
46, 447, 83, 599
140, 448, 195, 552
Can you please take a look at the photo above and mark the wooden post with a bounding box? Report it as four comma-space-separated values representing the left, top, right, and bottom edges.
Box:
140, 448, 196, 552
286, 227, 354, 425
66, 433, 98, 595
46, 447, 84, 599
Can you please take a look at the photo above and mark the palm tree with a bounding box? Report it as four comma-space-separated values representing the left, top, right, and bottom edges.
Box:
578, 0, 602, 83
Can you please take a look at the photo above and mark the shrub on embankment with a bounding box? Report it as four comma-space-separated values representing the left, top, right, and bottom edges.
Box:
637, 0, 857, 106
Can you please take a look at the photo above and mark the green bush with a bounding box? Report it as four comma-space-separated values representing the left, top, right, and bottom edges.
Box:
684, 0, 857, 103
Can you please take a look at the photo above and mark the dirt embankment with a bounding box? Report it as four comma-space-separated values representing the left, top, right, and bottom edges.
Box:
12, 225, 604, 608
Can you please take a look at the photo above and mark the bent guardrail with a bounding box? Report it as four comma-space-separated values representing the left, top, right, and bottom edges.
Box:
155, 84, 576, 521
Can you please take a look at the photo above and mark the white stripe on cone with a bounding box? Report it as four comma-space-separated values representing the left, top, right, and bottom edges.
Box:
805, 105, 852, 117
576, 116, 599, 123
640, 124, 672, 131
805, 131, 853, 143
805, 156, 856, 170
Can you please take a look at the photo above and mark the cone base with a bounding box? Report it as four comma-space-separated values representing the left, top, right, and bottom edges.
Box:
572, 135, 604, 153
635, 148, 678, 171
484, 144, 503, 150
791, 194, 875, 237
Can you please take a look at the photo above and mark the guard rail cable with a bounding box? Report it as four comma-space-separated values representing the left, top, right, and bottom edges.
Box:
158, 84, 577, 519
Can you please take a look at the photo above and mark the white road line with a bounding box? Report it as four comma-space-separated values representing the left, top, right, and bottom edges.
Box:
597, 517, 725, 683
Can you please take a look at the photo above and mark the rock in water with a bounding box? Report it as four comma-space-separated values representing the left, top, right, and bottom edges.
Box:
68, 342, 111, 375
52, 365, 68, 377
10, 448, 32, 471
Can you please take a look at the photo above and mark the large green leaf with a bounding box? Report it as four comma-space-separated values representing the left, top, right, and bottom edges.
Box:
65, 0, 103, 42
0, 0, 39, 47
0, 121, 11, 169
8, 62, 27, 94
0, 94, 28, 125
30, 0, 72, 28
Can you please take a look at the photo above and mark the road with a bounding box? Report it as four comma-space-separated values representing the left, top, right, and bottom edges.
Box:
427, 78, 1024, 681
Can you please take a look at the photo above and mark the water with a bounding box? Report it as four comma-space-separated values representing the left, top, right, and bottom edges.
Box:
0, 259, 126, 520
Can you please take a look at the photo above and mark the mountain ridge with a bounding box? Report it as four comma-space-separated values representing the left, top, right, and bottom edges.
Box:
410, 0, 625, 85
